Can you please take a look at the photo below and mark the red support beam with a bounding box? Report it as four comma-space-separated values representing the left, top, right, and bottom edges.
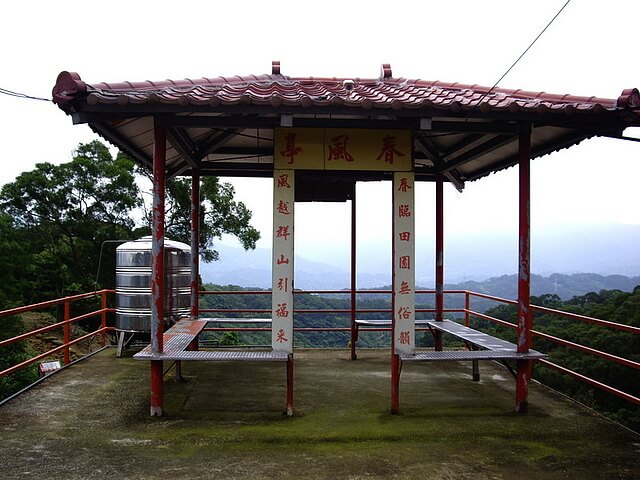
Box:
286, 354, 294, 416
391, 354, 400, 414
190, 171, 201, 319
516, 125, 532, 414
350, 186, 357, 360
150, 126, 166, 417
434, 174, 444, 351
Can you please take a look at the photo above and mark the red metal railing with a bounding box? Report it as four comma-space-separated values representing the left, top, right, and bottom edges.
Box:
1, 288, 637, 407
461, 290, 640, 406
0, 290, 115, 379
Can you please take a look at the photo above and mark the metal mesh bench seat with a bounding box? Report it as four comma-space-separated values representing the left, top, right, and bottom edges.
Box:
400, 350, 546, 362
134, 349, 289, 362
133, 318, 286, 362
399, 318, 545, 382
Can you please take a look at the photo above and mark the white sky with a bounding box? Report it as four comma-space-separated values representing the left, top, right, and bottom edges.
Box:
1, 0, 638, 261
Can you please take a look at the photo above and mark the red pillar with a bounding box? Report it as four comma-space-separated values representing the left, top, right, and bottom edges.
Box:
150, 126, 166, 417
391, 353, 400, 414
350, 186, 357, 360
190, 171, 200, 319
516, 126, 532, 414
286, 354, 294, 417
434, 174, 444, 351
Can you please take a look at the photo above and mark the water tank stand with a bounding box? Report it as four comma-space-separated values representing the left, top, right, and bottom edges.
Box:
116, 331, 137, 358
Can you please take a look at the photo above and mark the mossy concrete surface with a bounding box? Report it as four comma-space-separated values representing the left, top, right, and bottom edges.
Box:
1, 348, 638, 479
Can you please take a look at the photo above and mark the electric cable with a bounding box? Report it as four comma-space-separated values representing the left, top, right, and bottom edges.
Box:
470, 0, 572, 113
0, 87, 51, 102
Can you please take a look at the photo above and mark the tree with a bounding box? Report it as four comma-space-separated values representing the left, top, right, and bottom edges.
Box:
0, 141, 139, 300
0, 140, 260, 303
136, 169, 260, 261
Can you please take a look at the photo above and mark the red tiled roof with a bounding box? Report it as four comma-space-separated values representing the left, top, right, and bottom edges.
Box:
51, 63, 640, 186
53, 63, 640, 116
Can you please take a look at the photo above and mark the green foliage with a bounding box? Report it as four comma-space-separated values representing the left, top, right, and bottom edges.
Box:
480, 289, 640, 431
0, 314, 38, 401
0, 140, 259, 304
136, 169, 260, 262
0, 141, 140, 300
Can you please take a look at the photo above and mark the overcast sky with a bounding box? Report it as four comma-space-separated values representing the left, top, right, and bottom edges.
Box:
1, 1, 638, 263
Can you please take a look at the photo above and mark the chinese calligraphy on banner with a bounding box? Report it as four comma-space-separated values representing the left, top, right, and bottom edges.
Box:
274, 128, 412, 171
393, 172, 415, 356
272, 170, 294, 353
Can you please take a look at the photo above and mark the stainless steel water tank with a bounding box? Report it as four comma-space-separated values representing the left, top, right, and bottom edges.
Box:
115, 236, 191, 331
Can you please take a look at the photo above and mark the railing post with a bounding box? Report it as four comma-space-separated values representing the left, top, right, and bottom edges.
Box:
464, 291, 470, 327
100, 290, 108, 347
63, 301, 71, 365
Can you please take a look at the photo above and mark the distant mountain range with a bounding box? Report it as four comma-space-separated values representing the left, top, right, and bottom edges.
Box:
201, 223, 640, 298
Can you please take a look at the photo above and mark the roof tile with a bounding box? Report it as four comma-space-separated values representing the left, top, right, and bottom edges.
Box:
53, 66, 638, 119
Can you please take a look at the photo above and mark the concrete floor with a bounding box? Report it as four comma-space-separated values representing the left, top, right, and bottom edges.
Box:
1, 348, 638, 479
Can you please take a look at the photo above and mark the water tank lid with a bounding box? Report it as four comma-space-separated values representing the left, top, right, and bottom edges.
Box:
116, 236, 190, 252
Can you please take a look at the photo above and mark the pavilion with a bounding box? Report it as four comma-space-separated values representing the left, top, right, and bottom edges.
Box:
52, 62, 640, 416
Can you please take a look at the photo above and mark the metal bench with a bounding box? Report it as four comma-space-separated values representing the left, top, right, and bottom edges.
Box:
134, 318, 286, 362
134, 318, 293, 416
400, 319, 546, 380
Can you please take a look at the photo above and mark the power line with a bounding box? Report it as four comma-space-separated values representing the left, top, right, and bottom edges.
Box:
0, 87, 51, 102
472, 0, 572, 110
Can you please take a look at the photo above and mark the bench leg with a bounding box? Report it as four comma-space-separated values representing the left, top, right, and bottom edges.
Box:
175, 360, 183, 381
472, 360, 480, 382
286, 354, 294, 417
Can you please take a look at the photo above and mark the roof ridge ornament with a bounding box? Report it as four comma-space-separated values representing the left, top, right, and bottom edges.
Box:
272, 61, 281, 76
380, 63, 392, 81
